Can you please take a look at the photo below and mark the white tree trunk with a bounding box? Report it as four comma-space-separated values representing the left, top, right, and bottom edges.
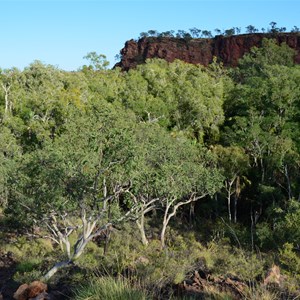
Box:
42, 260, 71, 281
160, 194, 205, 249
226, 179, 235, 222
2, 83, 11, 118
136, 213, 148, 246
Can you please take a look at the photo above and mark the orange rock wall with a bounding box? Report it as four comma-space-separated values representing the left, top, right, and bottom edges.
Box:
115, 33, 300, 70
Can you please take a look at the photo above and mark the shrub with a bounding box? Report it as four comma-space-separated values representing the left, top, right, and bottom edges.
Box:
201, 241, 265, 282
279, 243, 300, 292
13, 269, 43, 283
2, 236, 53, 261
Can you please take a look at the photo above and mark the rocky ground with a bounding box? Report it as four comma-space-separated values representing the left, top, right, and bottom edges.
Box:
1, 249, 299, 300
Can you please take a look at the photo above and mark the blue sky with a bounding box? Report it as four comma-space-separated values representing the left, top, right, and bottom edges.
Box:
0, 0, 299, 71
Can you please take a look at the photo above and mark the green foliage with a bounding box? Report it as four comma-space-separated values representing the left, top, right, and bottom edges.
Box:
276, 199, 300, 243
256, 199, 300, 250
202, 241, 265, 281
13, 270, 43, 284
279, 243, 300, 279
2, 36, 300, 296
1, 236, 53, 282
279, 243, 300, 292
75, 241, 104, 270
1, 236, 53, 260
121, 58, 225, 142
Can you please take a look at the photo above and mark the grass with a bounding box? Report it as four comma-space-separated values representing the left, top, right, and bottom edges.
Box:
73, 276, 149, 300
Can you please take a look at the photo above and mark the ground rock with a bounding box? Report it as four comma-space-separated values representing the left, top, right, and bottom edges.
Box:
13, 284, 29, 300
14, 281, 47, 300
29, 291, 50, 300
263, 264, 283, 286
27, 281, 47, 298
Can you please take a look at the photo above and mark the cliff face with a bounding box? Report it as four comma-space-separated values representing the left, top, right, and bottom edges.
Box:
115, 33, 300, 70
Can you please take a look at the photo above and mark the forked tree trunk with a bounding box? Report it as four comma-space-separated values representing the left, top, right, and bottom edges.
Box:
160, 223, 167, 249
132, 196, 158, 246
226, 178, 235, 222
160, 194, 205, 250
42, 214, 113, 281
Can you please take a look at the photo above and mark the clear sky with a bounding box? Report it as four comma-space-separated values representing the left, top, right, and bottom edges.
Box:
0, 0, 299, 71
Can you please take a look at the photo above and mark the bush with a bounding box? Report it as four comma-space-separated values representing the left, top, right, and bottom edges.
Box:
13, 270, 43, 283
202, 241, 266, 282
279, 243, 300, 292
2, 236, 53, 261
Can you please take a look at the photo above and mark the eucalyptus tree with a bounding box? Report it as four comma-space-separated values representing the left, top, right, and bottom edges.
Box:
120, 59, 175, 129
166, 60, 225, 142
6, 99, 140, 279
245, 25, 258, 34
158, 139, 222, 249
123, 59, 225, 142
0, 126, 20, 209
1, 61, 89, 151
83, 52, 109, 71
189, 27, 201, 38
213, 145, 249, 223
129, 122, 222, 249
0, 67, 22, 120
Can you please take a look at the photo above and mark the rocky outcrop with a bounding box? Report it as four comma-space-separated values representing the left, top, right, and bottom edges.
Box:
115, 33, 300, 70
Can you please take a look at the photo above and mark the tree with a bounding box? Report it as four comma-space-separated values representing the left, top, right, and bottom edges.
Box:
125, 124, 170, 246
201, 30, 212, 38
235, 27, 241, 35
83, 52, 109, 71
235, 39, 296, 81
189, 27, 201, 38
223, 40, 300, 228
268, 21, 278, 33
147, 29, 159, 37
214, 28, 222, 35
0, 68, 21, 120
245, 25, 258, 34
10, 102, 141, 279
267, 22, 286, 34
42, 184, 137, 280
159, 30, 175, 38
139, 31, 149, 38
224, 28, 236, 36
158, 141, 222, 248
291, 26, 300, 33
176, 30, 192, 39
213, 145, 249, 222
0, 127, 20, 209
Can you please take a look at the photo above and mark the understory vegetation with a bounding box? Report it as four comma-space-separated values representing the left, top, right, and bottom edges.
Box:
1, 38, 300, 299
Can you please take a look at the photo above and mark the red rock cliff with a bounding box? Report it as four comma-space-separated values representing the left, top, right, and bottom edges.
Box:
115, 33, 300, 70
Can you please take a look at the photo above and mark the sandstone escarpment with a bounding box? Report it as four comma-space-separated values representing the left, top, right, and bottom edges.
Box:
115, 33, 300, 70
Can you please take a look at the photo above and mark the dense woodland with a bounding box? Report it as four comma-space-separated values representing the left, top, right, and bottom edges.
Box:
1, 38, 300, 299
